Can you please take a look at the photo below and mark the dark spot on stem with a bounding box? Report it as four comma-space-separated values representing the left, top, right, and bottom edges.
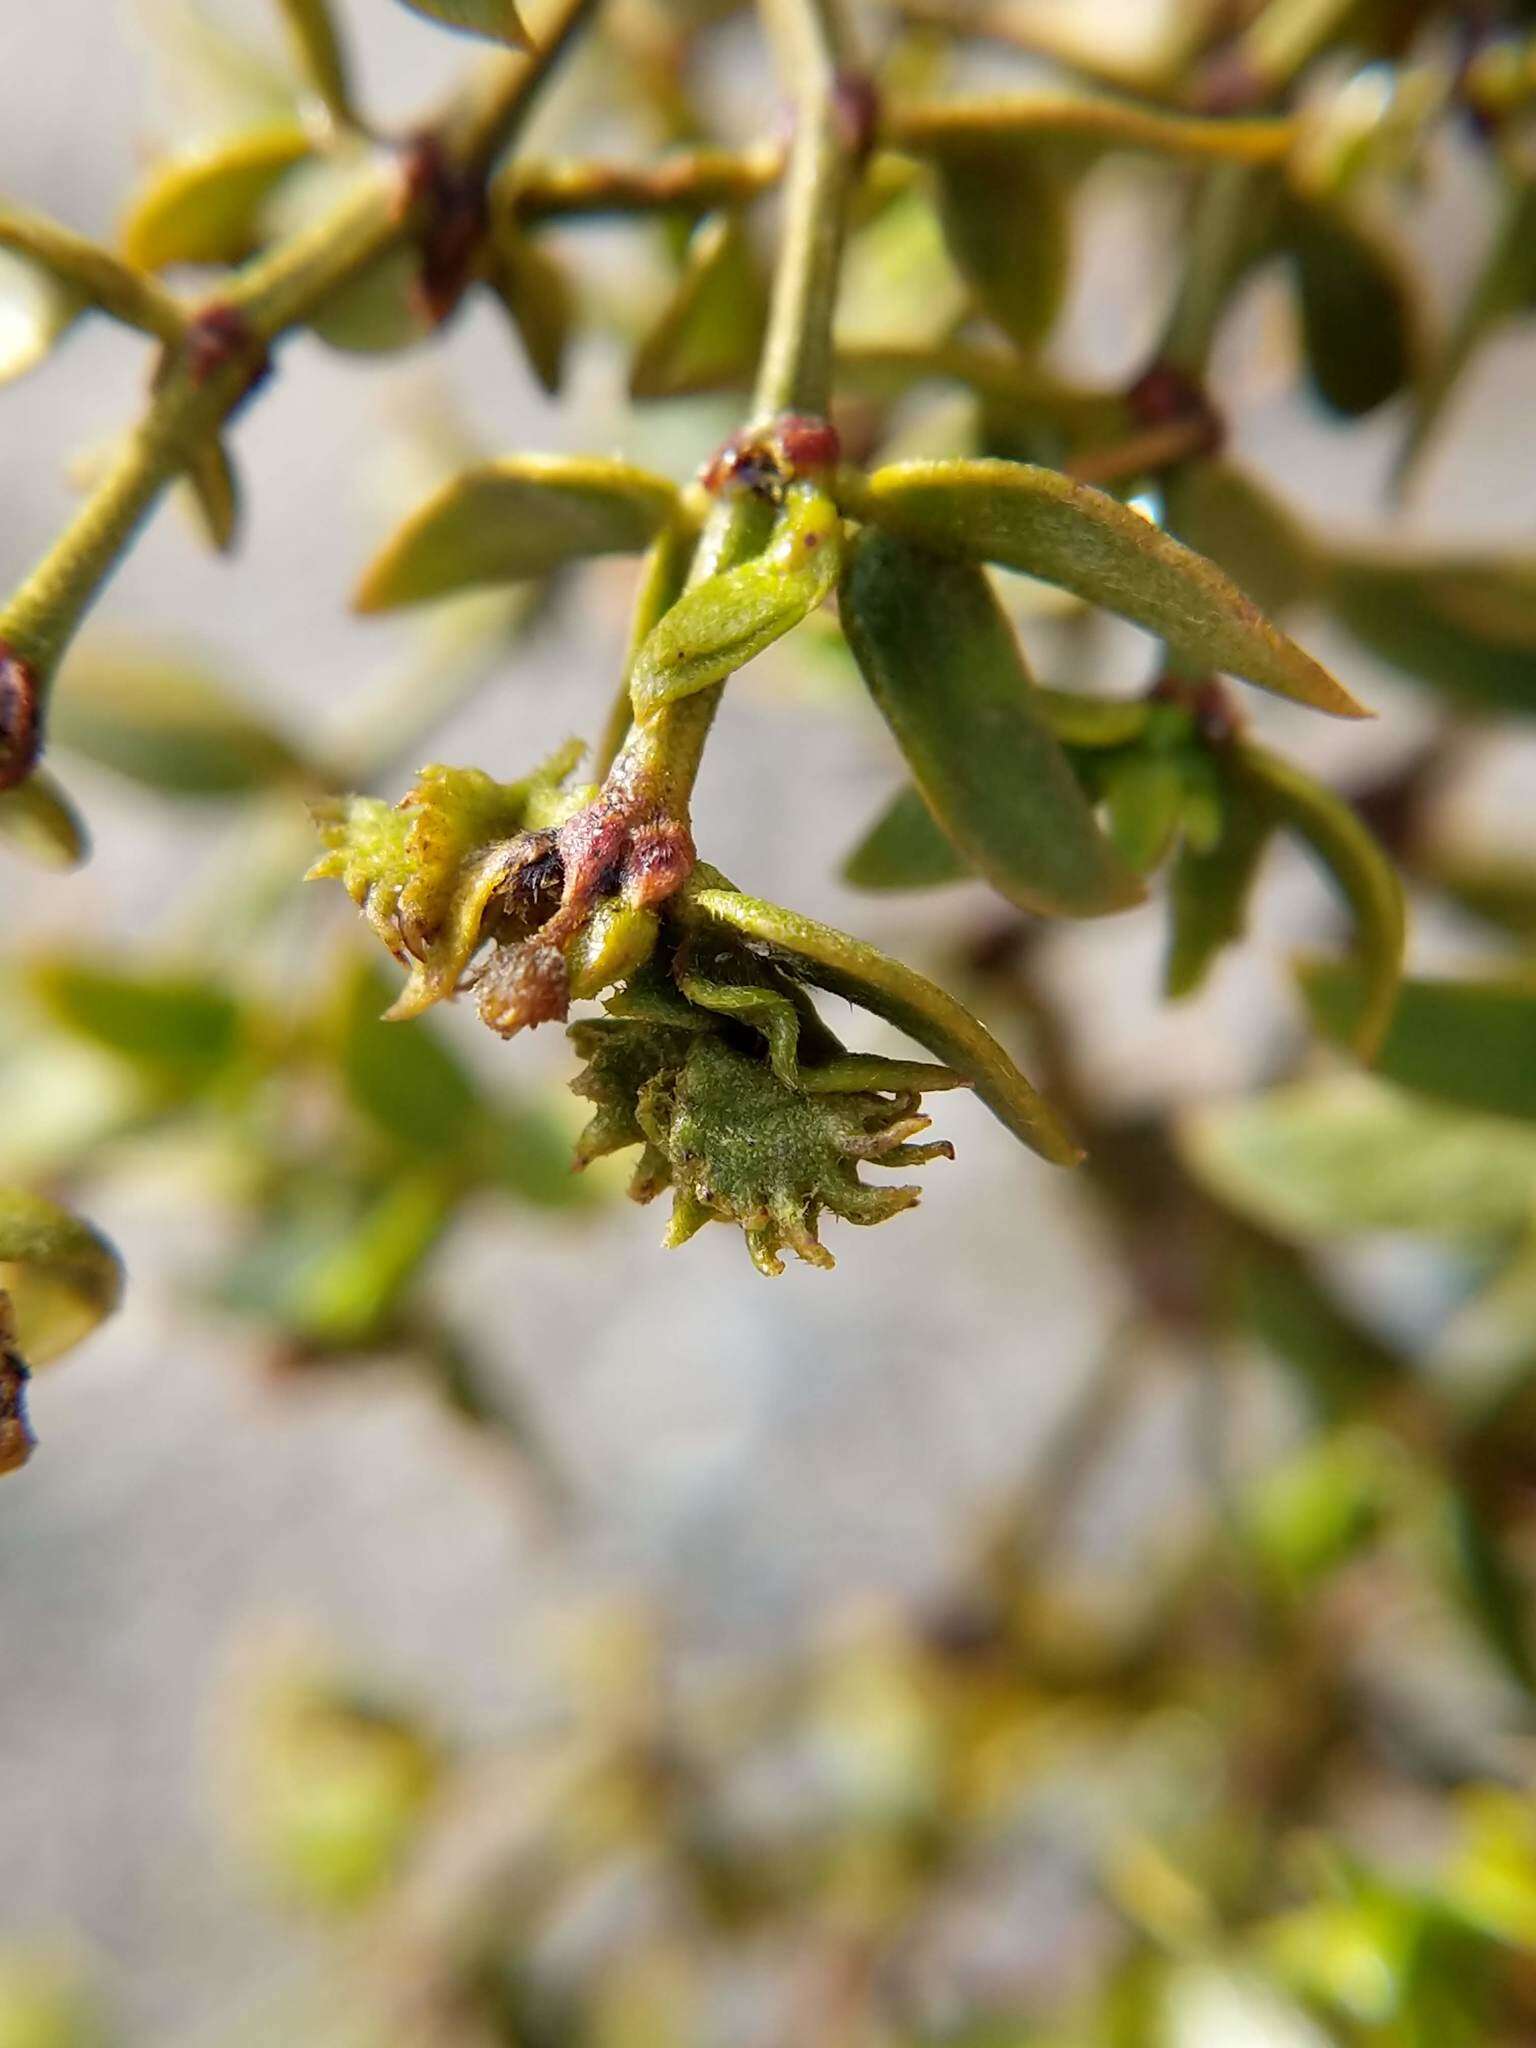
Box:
0, 1343, 34, 1479
0, 642, 41, 794
183, 303, 270, 404
398, 128, 489, 327
1126, 362, 1225, 461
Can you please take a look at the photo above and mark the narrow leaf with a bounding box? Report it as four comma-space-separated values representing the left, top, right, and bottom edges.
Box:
184, 435, 241, 553
50, 647, 305, 795
1165, 787, 1272, 998
840, 526, 1141, 917
1287, 198, 1419, 418
1302, 963, 1536, 1123
0, 769, 89, 871
629, 483, 842, 714
485, 222, 573, 395
272, 0, 356, 127
1239, 743, 1405, 1062
393, 0, 532, 48
844, 784, 971, 891
0, 203, 181, 340
678, 867, 1082, 1165
121, 127, 314, 270
630, 211, 769, 400
931, 141, 1069, 352
355, 456, 680, 612
29, 960, 246, 1088
0, 1187, 123, 1366
854, 460, 1367, 718
1325, 552, 1536, 714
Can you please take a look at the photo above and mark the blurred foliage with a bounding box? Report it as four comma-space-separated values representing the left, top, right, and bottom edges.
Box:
5, 0, 1536, 2040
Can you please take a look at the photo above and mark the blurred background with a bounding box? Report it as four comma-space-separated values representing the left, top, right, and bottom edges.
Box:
5, 2, 1536, 2042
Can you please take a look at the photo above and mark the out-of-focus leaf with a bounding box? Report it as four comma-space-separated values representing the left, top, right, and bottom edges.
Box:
49, 647, 305, 794
1239, 744, 1404, 1062
272, 0, 356, 127
1163, 1961, 1333, 2048
264, 149, 431, 355
1446, 1789, 1536, 1949
1432, 852, 1536, 939
1036, 688, 1152, 749
1233, 1246, 1407, 1421
841, 527, 1140, 917
0, 770, 88, 870
1444, 1488, 1536, 1696
854, 461, 1367, 717
136, 0, 303, 144
184, 435, 241, 553
29, 960, 247, 1089
1302, 963, 1536, 1122
844, 784, 972, 890
485, 222, 573, 395
1287, 197, 1419, 417
0, 251, 81, 384
834, 182, 969, 352
679, 866, 1082, 1165
1166, 786, 1272, 997
931, 141, 1069, 352
1401, 177, 1536, 484
0, 1187, 123, 1366
0, 1946, 105, 2042
630, 211, 769, 400
121, 127, 314, 271
219, 1172, 451, 1350
1181, 1075, 1536, 1241
1101, 753, 1186, 874
630, 483, 841, 713
0, 204, 181, 343
1247, 1427, 1401, 1590
896, 98, 1296, 167
1161, 461, 1323, 618
393, 0, 532, 48
355, 456, 680, 611
1325, 552, 1536, 713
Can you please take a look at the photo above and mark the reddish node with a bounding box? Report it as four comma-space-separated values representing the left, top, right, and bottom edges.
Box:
0, 642, 41, 793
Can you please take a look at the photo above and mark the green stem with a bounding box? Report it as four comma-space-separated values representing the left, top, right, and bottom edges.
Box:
0, 0, 598, 710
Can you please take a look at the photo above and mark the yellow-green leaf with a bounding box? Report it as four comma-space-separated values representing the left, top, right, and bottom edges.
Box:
629, 483, 842, 714
1165, 789, 1272, 998
393, 0, 532, 48
184, 435, 241, 554
486, 222, 573, 395
630, 211, 769, 400
853, 460, 1367, 718
1238, 743, 1405, 1061
844, 784, 972, 891
273, 0, 356, 126
0, 1187, 123, 1366
121, 126, 314, 271
354, 456, 680, 612
0, 249, 81, 384
678, 867, 1082, 1165
0, 769, 88, 870
0, 203, 181, 342
50, 646, 305, 795
840, 526, 1141, 917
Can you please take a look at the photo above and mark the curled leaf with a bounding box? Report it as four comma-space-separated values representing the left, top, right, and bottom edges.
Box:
839, 526, 1141, 917
1237, 744, 1405, 1061
852, 461, 1367, 718
630, 211, 769, 400
629, 483, 842, 715
677, 867, 1081, 1165
0, 1187, 123, 1367
121, 126, 314, 271
354, 456, 680, 612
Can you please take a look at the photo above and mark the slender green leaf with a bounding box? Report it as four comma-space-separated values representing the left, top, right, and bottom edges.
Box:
1325, 552, 1536, 713
0, 1187, 123, 1366
50, 647, 305, 795
630, 483, 841, 714
1161, 460, 1323, 618
0, 203, 181, 341
1302, 963, 1536, 1122
485, 223, 573, 395
1288, 198, 1419, 418
630, 211, 769, 400
355, 456, 680, 611
29, 960, 246, 1087
1165, 786, 1272, 998
844, 784, 972, 891
272, 0, 356, 126
854, 460, 1367, 717
1239, 743, 1404, 1061
840, 527, 1141, 916
184, 435, 241, 554
0, 769, 88, 870
931, 142, 1069, 352
1181, 1076, 1536, 1241
120, 127, 313, 270
393, 0, 532, 47
678, 867, 1082, 1165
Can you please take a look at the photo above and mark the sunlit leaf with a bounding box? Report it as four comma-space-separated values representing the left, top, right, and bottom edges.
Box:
121, 127, 314, 271
0, 1186, 123, 1366
630, 211, 769, 400
354, 456, 680, 611
854, 461, 1367, 717
49, 646, 306, 795
840, 526, 1141, 916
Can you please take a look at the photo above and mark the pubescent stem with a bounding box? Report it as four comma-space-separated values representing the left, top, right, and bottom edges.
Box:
0, 0, 598, 719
